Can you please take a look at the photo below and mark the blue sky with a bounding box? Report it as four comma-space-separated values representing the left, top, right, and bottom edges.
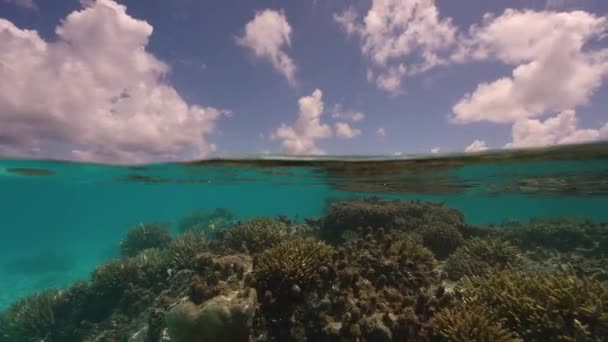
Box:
0, 0, 607, 162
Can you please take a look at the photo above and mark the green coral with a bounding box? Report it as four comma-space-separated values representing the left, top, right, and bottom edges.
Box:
432, 304, 521, 342
120, 221, 172, 257
168, 231, 207, 269
222, 217, 288, 254
456, 269, 608, 341
253, 238, 334, 301
445, 238, 522, 280
0, 290, 59, 342
416, 222, 465, 259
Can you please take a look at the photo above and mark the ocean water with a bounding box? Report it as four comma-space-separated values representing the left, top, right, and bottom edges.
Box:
1, 143, 608, 340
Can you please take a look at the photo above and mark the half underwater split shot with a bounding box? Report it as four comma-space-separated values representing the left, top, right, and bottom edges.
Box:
0, 143, 607, 341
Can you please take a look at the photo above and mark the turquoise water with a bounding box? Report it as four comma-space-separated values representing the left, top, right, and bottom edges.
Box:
1, 144, 608, 311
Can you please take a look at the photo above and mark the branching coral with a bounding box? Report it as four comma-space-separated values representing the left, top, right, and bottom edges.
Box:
222, 217, 288, 254
498, 217, 607, 253
167, 231, 207, 269
120, 221, 172, 257
445, 238, 523, 280
0, 290, 59, 342
416, 222, 465, 259
387, 234, 438, 286
432, 304, 522, 342
253, 238, 334, 302
322, 197, 464, 242
456, 269, 608, 341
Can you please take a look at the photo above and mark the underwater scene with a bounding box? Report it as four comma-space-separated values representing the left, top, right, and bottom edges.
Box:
1, 143, 608, 341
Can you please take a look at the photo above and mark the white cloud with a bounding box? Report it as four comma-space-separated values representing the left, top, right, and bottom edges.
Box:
335, 0, 457, 93
271, 89, 331, 154
507, 110, 607, 148
431, 147, 440, 154
0, 0, 225, 164
330, 104, 365, 122
3, 0, 36, 9
448, 9, 608, 150
374, 64, 407, 94
464, 140, 488, 152
452, 10, 608, 124
236, 9, 296, 85
376, 127, 386, 137
335, 122, 361, 138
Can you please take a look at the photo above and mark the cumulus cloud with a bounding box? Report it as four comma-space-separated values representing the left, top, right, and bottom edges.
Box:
507, 110, 608, 148
3, 0, 36, 9
0, 0, 226, 163
452, 10, 608, 125
335, 0, 457, 93
431, 147, 440, 154
335, 122, 361, 138
376, 127, 386, 137
330, 104, 365, 122
236, 9, 296, 85
464, 140, 488, 152
271, 89, 331, 154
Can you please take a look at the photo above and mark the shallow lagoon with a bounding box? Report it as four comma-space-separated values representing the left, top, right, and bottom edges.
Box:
1, 143, 607, 341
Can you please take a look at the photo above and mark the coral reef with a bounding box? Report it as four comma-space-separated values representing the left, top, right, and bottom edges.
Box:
498, 217, 608, 253
432, 304, 521, 341
167, 288, 257, 342
3, 198, 608, 342
167, 230, 208, 269
178, 208, 236, 234
0, 290, 59, 342
456, 269, 608, 340
221, 217, 289, 254
120, 222, 173, 258
416, 222, 465, 259
253, 238, 334, 304
322, 197, 464, 241
445, 237, 523, 280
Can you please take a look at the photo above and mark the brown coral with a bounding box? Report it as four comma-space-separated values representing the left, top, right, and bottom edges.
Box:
253, 238, 334, 301
221, 217, 288, 254
444, 238, 523, 280
322, 198, 464, 242
456, 269, 608, 340
432, 304, 522, 342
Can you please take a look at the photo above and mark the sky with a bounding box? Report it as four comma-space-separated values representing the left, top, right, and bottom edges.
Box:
0, 0, 607, 163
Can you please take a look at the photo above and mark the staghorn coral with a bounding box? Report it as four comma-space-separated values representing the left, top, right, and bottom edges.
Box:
322, 197, 464, 242
0, 290, 59, 342
221, 217, 289, 254
432, 304, 522, 342
498, 217, 608, 253
337, 228, 438, 292
445, 238, 523, 280
254, 238, 334, 302
167, 230, 208, 269
416, 222, 465, 259
131, 248, 172, 290
120, 221, 173, 258
456, 269, 608, 341
178, 208, 236, 234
